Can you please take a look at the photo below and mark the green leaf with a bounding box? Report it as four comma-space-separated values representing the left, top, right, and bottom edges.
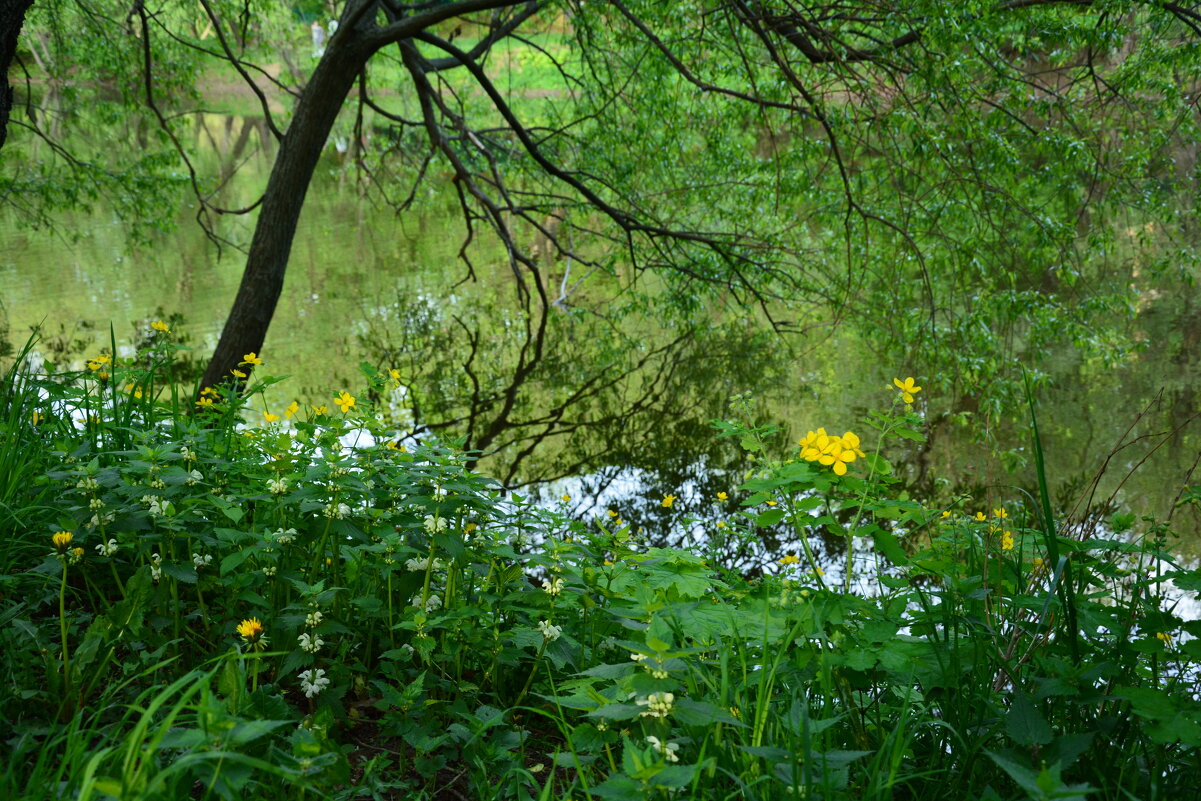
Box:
756, 508, 785, 527
1007, 693, 1053, 747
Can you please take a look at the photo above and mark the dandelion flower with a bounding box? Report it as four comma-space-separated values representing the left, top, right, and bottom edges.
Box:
52, 531, 74, 554
237, 618, 268, 650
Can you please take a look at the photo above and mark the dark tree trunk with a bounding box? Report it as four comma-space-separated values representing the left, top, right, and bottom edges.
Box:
199, 32, 374, 392
0, 0, 34, 152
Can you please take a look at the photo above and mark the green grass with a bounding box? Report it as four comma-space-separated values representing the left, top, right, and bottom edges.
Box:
1, 333, 1199, 800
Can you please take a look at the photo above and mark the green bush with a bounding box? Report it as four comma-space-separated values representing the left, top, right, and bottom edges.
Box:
1, 333, 1198, 800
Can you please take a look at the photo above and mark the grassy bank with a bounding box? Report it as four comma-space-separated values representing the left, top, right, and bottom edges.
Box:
1, 330, 1199, 801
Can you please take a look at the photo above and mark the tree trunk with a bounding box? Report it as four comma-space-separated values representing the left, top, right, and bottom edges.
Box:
0, 0, 34, 152
199, 32, 373, 392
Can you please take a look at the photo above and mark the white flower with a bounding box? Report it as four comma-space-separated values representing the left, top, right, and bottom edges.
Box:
192, 552, 212, 570
185, 469, 202, 486
541, 577, 564, 596
88, 498, 104, 511
150, 552, 162, 581
432, 484, 447, 501
537, 620, 562, 642
76, 477, 99, 490
511, 531, 531, 548
400, 643, 415, 657
180, 446, 197, 462
631, 652, 647, 662
324, 502, 350, 519
143, 495, 166, 518
274, 527, 297, 545
410, 593, 442, 613
305, 611, 324, 629
423, 515, 447, 533
94, 538, 119, 557
263, 565, 277, 576
298, 668, 330, 698
268, 477, 288, 495
298, 632, 324, 654
636, 692, 675, 719
149, 478, 165, 489
405, 556, 445, 572
646, 736, 680, 763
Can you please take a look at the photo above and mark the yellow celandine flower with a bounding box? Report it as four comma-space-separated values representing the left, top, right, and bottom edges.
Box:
241, 352, 264, 367
1032, 557, 1044, 568
994, 507, 1008, 519
1157, 632, 1173, 644
893, 377, 922, 404
196, 397, 214, 408
717, 521, 727, 529
974, 512, 986, 522
779, 554, 800, 566
32, 411, 44, 425
1001, 530, 1015, 550
312, 404, 330, 415
126, 385, 143, 399
264, 412, 280, 423
237, 617, 265, 641
765, 499, 778, 506
716, 491, 728, 502
284, 401, 299, 419
52, 531, 74, 553
941, 510, 952, 518
230, 368, 248, 379
662, 494, 677, 508
334, 391, 355, 413
86, 354, 112, 371
389, 368, 402, 387
607, 509, 618, 518
800, 428, 865, 476
151, 320, 170, 333
561, 493, 571, 502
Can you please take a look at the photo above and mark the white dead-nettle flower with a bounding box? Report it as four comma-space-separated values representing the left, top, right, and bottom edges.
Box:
405, 556, 445, 572
143, 496, 166, 518
192, 552, 212, 570
646, 736, 680, 763
150, 552, 162, 581
185, 469, 202, 486
631, 652, 647, 662
274, 527, 297, 545
511, 531, 531, 548
432, 484, 447, 501
324, 502, 350, 519
423, 515, 447, 533
298, 668, 330, 698
263, 565, 277, 577
149, 478, 166, 490
364, 479, 376, 490
94, 538, 119, 557
537, 620, 563, 642
636, 692, 675, 719
410, 593, 442, 613
305, 611, 324, 629
180, 446, 197, 462
400, 643, 415, 657
298, 632, 324, 654
88, 497, 104, 511
541, 577, 564, 596
268, 477, 288, 495
76, 477, 99, 491
89, 511, 114, 528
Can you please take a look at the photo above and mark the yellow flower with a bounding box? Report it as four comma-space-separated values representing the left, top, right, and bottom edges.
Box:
607, 509, 618, 518
716, 521, 727, 529
240, 352, 264, 367
389, 368, 401, 387
561, 493, 571, 503
893, 377, 922, 404
264, 412, 280, 423
86, 354, 112, 371
716, 491, 728, 502
311, 404, 329, 415
230, 368, 247, 379
974, 512, 986, 522
941, 510, 952, 519
1032, 557, 1044, 568
126, 384, 143, 399
765, 499, 779, 505
662, 494, 677, 508
779, 554, 800, 566
1001, 530, 1015, 550
334, 391, 356, 413
993, 507, 1008, 519
1156, 631, 1173, 644
463, 522, 478, 535
31, 411, 44, 425
284, 401, 300, 419
151, 320, 170, 333
196, 397, 214, 408
52, 531, 74, 553
237, 618, 265, 641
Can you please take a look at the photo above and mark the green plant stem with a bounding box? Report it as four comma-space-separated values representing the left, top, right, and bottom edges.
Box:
58, 560, 71, 699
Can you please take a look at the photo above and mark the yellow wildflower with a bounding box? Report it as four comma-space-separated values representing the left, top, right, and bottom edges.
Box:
264, 412, 280, 423
86, 354, 111, 371
607, 509, 618, 518
240, 352, 264, 367
716, 491, 728, 502
941, 510, 952, 519
52, 531, 74, 553
993, 507, 1008, 519
196, 397, 214, 408
562, 493, 571, 503
32, 411, 44, 425
284, 401, 299, 419
1001, 530, 1014, 550
662, 494, 677, 508
893, 377, 922, 404
974, 512, 986, 522
230, 368, 247, 379
334, 391, 355, 413
779, 554, 800, 566
311, 404, 329, 415
1156, 632, 1173, 644
237, 617, 265, 641
151, 320, 170, 333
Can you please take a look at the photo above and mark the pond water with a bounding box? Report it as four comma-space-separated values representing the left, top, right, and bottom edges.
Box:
3, 113, 1200, 559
